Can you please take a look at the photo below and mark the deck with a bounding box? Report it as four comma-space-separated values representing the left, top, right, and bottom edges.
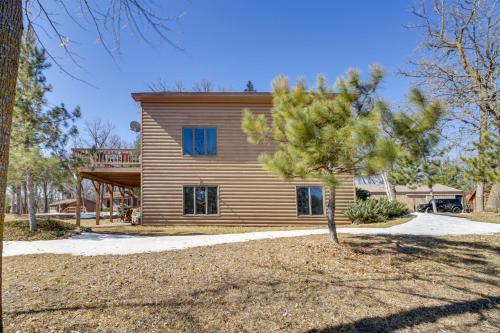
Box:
72, 148, 142, 225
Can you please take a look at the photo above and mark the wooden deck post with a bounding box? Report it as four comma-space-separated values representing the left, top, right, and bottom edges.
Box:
108, 184, 114, 222
119, 187, 125, 222
76, 178, 82, 229
92, 181, 101, 225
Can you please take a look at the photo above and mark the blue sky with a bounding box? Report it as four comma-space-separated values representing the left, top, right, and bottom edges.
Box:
40, 0, 421, 144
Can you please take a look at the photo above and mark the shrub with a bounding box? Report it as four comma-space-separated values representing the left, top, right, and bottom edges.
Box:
344, 198, 410, 224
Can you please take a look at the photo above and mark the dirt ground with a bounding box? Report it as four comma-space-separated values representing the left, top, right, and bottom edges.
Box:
3, 233, 499, 332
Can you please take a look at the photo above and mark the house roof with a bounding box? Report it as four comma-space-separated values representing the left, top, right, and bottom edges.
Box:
131, 92, 273, 105
49, 198, 95, 206
357, 183, 463, 194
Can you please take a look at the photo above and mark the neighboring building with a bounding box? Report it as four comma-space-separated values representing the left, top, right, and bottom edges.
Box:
357, 184, 463, 211
76, 92, 356, 226
103, 190, 140, 208
49, 198, 96, 213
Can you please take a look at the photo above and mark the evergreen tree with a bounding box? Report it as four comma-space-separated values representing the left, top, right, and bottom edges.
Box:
10, 28, 80, 231
244, 80, 256, 92
242, 67, 390, 245
384, 89, 446, 213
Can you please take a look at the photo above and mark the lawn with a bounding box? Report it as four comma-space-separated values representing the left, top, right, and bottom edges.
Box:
3, 234, 499, 332
463, 212, 500, 224
3, 219, 88, 241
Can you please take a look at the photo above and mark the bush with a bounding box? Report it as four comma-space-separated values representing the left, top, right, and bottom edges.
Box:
344, 198, 410, 224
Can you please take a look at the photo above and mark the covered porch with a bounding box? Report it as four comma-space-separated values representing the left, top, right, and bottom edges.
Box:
73, 148, 141, 226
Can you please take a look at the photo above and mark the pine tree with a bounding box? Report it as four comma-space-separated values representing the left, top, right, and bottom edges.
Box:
384, 89, 446, 213
10, 28, 80, 231
242, 67, 390, 245
244, 80, 256, 92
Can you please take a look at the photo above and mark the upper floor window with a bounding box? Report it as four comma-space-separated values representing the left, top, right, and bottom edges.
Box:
296, 186, 324, 216
182, 127, 217, 156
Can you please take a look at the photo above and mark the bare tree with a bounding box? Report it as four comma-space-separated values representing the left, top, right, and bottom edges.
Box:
80, 119, 129, 148
192, 79, 215, 92
402, 0, 499, 212
147, 79, 184, 92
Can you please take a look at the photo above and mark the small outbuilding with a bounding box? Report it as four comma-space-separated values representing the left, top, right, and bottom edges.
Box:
49, 198, 96, 213
357, 184, 463, 211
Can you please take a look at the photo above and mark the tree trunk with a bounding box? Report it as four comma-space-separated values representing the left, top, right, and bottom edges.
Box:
475, 107, 489, 212
42, 181, 49, 213
16, 185, 21, 215
476, 181, 485, 213
429, 185, 437, 213
26, 172, 37, 231
22, 181, 27, 214
76, 178, 81, 229
485, 183, 499, 213
381, 171, 396, 200
327, 186, 339, 244
0, 3, 22, 328
93, 181, 101, 225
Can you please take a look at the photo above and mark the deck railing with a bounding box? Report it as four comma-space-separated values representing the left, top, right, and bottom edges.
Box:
72, 148, 141, 168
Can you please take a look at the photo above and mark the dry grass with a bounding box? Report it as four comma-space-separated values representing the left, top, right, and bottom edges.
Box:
463, 212, 500, 224
342, 214, 416, 228
3, 219, 88, 241
3, 234, 499, 332
90, 224, 322, 236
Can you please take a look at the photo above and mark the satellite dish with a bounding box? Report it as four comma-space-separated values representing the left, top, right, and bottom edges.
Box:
130, 121, 141, 132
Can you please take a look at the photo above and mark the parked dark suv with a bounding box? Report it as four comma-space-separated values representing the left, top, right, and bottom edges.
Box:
417, 198, 463, 213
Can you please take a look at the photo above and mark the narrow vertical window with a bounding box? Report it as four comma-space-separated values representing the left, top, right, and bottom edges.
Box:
310, 187, 324, 215
195, 128, 205, 155
183, 186, 194, 214
206, 128, 217, 156
297, 186, 324, 216
195, 186, 207, 214
296, 187, 310, 215
182, 128, 193, 156
207, 186, 218, 214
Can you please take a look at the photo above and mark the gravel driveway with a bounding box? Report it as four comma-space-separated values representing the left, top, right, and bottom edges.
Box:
4, 213, 499, 256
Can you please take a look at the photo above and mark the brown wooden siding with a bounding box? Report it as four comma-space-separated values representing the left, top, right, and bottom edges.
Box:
141, 102, 355, 226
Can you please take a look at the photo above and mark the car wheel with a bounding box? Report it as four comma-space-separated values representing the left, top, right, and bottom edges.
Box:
425, 207, 432, 214
452, 207, 462, 214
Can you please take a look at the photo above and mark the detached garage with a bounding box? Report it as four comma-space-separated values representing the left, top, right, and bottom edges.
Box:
357, 184, 463, 211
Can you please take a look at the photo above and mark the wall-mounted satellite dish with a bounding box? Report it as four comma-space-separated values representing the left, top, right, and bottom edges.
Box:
130, 121, 141, 132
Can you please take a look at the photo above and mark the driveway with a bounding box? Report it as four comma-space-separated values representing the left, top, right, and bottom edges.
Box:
3, 213, 499, 256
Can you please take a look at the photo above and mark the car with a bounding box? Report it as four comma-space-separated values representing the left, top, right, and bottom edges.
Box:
417, 198, 463, 213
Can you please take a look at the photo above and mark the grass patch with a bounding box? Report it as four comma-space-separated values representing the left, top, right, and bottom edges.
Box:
462, 212, 500, 224
4, 219, 87, 241
340, 214, 416, 228
89, 225, 322, 236
3, 234, 499, 332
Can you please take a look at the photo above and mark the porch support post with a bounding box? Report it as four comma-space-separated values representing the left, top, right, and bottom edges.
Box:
108, 184, 114, 222
119, 187, 125, 222
92, 181, 101, 225
76, 178, 82, 229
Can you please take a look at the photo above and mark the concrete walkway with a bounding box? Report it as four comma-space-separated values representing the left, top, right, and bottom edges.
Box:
3, 213, 499, 257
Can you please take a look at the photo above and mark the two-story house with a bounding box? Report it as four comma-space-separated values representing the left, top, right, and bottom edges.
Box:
129, 92, 355, 226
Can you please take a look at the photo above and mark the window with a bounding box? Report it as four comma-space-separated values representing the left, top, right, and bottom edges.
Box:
296, 186, 324, 216
183, 127, 217, 156
183, 186, 219, 215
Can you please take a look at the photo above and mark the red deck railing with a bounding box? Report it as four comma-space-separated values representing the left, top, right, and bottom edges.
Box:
72, 148, 141, 168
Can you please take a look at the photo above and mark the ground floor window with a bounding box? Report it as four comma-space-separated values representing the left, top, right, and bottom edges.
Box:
296, 186, 324, 216
183, 186, 219, 215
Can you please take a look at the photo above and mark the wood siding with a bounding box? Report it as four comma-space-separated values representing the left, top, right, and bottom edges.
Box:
141, 101, 355, 226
